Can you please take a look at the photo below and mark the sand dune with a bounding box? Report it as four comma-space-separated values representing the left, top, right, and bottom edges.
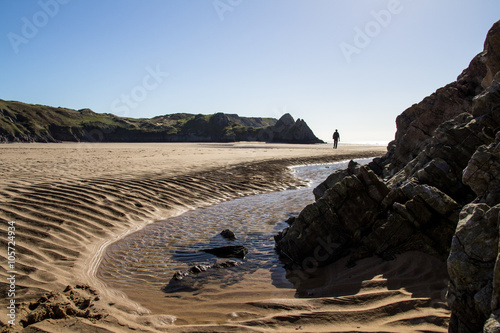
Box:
0, 142, 449, 332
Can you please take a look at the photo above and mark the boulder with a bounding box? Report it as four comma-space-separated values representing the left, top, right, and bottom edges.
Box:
171, 260, 242, 281
447, 203, 500, 333
201, 245, 249, 259
313, 160, 361, 200
220, 229, 236, 240
165, 260, 243, 293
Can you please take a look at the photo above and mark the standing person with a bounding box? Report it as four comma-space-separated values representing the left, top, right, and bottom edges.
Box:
332, 129, 340, 149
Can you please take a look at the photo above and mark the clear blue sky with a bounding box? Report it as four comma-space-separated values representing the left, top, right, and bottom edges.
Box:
1, 1, 498, 144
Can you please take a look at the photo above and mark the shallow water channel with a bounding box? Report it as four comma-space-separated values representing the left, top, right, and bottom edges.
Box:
97, 158, 372, 324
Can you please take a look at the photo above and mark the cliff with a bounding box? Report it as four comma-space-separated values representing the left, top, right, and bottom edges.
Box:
0, 101, 323, 144
275, 20, 500, 332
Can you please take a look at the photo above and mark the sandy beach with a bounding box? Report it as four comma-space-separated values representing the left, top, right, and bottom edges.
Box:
0, 142, 449, 332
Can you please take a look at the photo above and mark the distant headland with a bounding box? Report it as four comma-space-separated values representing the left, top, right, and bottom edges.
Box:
0, 99, 324, 144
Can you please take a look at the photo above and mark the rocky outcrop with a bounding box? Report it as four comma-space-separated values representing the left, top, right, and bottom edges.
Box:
483, 22, 500, 89
275, 20, 500, 332
0, 100, 324, 144
447, 136, 500, 333
275, 160, 461, 266
257, 113, 324, 144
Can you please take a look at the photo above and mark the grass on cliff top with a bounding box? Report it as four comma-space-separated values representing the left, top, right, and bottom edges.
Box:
0, 99, 277, 138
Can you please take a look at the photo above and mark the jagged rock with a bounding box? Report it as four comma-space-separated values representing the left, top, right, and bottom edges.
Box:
262, 113, 324, 144
483, 21, 500, 88
446, 136, 500, 333
447, 203, 500, 333
463, 142, 500, 200
274, 113, 295, 130
313, 160, 361, 200
171, 260, 241, 281
275, 166, 390, 265
201, 245, 249, 259
445, 80, 500, 332
386, 101, 495, 204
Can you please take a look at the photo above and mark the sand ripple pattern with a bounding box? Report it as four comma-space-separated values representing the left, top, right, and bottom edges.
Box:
0, 156, 336, 305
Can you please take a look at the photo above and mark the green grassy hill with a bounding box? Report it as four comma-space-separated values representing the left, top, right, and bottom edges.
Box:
0, 99, 323, 144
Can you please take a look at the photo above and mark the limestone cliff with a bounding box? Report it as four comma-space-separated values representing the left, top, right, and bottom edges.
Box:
275, 20, 500, 332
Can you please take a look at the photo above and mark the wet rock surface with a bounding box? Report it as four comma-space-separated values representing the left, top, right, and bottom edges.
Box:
164, 261, 244, 293
201, 245, 249, 259
220, 229, 236, 240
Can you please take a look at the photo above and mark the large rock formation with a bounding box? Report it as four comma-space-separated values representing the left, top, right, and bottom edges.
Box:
275, 20, 500, 332
266, 113, 324, 144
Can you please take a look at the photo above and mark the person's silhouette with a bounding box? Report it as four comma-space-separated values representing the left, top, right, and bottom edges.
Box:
332, 129, 340, 149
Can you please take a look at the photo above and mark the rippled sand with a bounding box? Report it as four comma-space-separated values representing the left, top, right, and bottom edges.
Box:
98, 163, 353, 323
1, 142, 451, 332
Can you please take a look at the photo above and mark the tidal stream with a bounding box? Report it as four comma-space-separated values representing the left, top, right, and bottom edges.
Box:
97, 158, 372, 324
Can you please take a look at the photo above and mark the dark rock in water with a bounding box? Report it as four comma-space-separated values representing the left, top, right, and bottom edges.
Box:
220, 229, 236, 240
172, 264, 210, 281
212, 260, 241, 269
171, 260, 241, 281
165, 260, 243, 293
202, 245, 249, 259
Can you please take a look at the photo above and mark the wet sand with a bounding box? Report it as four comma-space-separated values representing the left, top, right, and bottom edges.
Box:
0, 142, 448, 332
